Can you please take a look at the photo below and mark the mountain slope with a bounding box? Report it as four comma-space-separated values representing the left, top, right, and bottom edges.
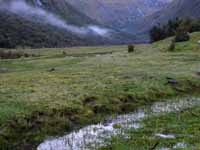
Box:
132, 0, 200, 42
0, 10, 89, 48
0, 0, 119, 48
26, 0, 99, 26
67, 0, 173, 31
155, 0, 200, 21
142, 0, 200, 28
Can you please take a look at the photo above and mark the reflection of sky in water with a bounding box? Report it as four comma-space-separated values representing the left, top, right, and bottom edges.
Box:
38, 97, 200, 150
160, 142, 188, 150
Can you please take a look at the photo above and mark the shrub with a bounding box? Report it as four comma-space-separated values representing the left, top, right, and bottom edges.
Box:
150, 24, 166, 42
128, 45, 135, 53
150, 18, 199, 42
24, 53, 30, 58
0, 50, 30, 59
175, 26, 190, 42
168, 39, 176, 51
62, 51, 66, 56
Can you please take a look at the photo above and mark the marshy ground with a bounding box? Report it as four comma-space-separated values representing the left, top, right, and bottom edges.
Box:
38, 97, 200, 150
99, 99, 200, 150
0, 32, 200, 149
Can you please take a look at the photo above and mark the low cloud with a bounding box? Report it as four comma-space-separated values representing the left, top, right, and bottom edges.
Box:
0, 0, 110, 36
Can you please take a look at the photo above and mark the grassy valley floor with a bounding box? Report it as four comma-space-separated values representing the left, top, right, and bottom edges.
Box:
0, 32, 200, 149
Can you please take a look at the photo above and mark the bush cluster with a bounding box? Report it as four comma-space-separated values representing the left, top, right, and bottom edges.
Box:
175, 27, 190, 42
128, 45, 135, 53
168, 39, 176, 51
150, 18, 200, 42
0, 50, 30, 59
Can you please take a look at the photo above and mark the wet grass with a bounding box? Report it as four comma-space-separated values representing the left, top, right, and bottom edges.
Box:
100, 106, 200, 150
0, 32, 200, 149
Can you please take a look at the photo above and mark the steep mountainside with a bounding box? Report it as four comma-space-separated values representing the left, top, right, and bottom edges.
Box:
132, 0, 200, 42
0, 9, 93, 48
149, 0, 200, 23
26, 0, 99, 26
2, 0, 198, 47
0, 0, 126, 48
67, 0, 173, 30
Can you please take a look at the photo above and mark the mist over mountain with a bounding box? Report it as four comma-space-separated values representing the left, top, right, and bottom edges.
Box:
0, 1, 108, 36
0, 0, 200, 48
0, 0, 123, 48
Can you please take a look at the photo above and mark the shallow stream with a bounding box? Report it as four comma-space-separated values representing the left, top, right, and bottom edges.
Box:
37, 97, 200, 150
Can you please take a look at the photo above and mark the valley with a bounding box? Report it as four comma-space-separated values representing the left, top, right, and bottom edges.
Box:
1, 0, 200, 47
0, 32, 200, 149
0, 0, 200, 149
0, 0, 129, 48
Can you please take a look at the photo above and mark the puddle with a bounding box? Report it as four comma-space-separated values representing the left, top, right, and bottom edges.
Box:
159, 148, 170, 150
37, 97, 200, 150
173, 142, 187, 149
155, 133, 175, 139
0, 68, 9, 73
160, 142, 187, 150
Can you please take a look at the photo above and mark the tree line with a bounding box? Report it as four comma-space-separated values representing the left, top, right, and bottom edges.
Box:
150, 18, 200, 42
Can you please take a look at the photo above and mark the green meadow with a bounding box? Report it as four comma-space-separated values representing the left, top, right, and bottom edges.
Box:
0, 32, 200, 149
